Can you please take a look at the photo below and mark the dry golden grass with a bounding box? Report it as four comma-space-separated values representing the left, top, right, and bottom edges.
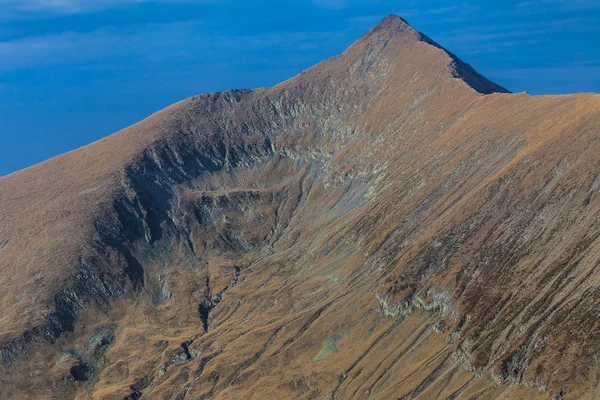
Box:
0, 14, 599, 399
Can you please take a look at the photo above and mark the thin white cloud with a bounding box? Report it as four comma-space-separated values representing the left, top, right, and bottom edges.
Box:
427, 5, 458, 14
0, 0, 214, 18
310, 0, 396, 11
516, 0, 600, 10
0, 19, 347, 73
311, 0, 351, 10
435, 17, 599, 55
1, 0, 135, 13
494, 0, 600, 16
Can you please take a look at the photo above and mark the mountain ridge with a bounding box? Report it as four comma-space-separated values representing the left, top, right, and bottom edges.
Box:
0, 15, 599, 399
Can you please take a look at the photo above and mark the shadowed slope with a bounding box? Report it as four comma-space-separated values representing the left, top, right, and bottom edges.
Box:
0, 15, 599, 400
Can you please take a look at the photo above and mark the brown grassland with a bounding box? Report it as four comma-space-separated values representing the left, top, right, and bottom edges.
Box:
0, 15, 599, 399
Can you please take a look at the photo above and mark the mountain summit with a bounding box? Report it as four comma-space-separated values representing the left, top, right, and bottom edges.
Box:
0, 15, 599, 399
365, 14, 420, 37
351, 14, 510, 94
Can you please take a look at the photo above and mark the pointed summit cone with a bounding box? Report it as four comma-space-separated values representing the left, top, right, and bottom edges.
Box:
362, 14, 509, 94
280, 14, 508, 99
0, 13, 599, 400
360, 14, 422, 41
356, 14, 509, 94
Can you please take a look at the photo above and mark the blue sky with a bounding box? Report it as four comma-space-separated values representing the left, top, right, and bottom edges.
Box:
0, 0, 599, 176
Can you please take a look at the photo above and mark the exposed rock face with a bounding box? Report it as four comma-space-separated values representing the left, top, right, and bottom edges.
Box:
0, 15, 599, 399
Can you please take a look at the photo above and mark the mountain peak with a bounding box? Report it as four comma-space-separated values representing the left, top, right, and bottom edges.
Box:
347, 15, 509, 95
364, 14, 420, 41
375, 14, 411, 29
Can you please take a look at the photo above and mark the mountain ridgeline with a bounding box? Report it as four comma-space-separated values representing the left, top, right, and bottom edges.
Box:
0, 15, 599, 399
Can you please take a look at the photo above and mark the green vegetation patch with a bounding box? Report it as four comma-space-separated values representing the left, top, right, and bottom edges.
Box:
314, 333, 343, 362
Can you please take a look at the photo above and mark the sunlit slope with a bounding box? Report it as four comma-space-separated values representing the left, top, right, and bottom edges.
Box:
0, 15, 599, 400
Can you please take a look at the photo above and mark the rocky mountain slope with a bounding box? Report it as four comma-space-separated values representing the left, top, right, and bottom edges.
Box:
1, 15, 599, 399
